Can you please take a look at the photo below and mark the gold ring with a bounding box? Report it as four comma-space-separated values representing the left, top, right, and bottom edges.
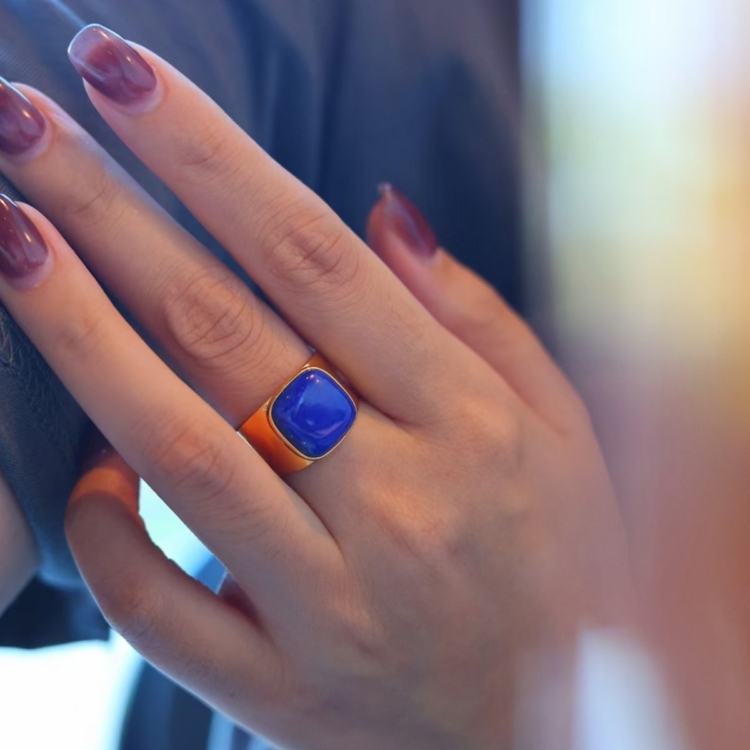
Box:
238, 353, 359, 476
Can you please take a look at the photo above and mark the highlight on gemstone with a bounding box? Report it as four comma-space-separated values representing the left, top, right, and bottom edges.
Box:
270, 368, 357, 459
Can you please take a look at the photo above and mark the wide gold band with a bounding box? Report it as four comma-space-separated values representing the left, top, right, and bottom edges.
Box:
238, 353, 358, 476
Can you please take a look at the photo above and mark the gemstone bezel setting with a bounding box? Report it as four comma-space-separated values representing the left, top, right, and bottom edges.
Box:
268, 365, 358, 461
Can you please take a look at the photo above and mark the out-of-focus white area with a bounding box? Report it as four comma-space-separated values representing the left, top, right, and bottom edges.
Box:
573, 632, 690, 750
0, 483, 207, 750
0, 635, 135, 750
531, 0, 746, 354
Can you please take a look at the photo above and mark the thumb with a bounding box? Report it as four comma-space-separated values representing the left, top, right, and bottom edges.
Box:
367, 185, 583, 430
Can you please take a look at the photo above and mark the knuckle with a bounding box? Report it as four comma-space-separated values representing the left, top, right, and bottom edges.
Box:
453, 282, 503, 328
460, 398, 524, 473
60, 150, 123, 229
161, 269, 261, 369
144, 416, 237, 504
96, 566, 161, 647
486, 409, 524, 469
258, 198, 361, 296
57, 308, 107, 363
454, 293, 515, 352
171, 117, 243, 184
377, 498, 468, 570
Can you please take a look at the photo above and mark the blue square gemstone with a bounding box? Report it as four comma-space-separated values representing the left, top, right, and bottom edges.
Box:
270, 368, 357, 459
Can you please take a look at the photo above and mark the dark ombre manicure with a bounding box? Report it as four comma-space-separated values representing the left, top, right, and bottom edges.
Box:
0, 195, 48, 281
68, 24, 156, 105
378, 184, 438, 260
0, 78, 46, 156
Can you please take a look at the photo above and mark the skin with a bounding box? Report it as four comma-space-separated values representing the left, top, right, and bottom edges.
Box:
0, 34, 634, 749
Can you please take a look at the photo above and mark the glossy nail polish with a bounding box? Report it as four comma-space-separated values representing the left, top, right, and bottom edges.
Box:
0, 195, 48, 281
0, 78, 46, 156
68, 24, 156, 105
378, 183, 438, 260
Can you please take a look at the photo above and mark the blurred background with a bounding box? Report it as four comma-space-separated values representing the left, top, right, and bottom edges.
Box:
2, 1, 750, 748
0, 487, 208, 749
527, 1, 750, 748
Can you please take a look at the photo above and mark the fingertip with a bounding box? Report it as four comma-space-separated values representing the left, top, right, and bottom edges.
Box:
0, 79, 52, 163
367, 185, 443, 297
68, 24, 159, 113
0, 197, 55, 291
64, 482, 147, 608
66, 428, 142, 534
366, 185, 458, 315
64, 489, 142, 551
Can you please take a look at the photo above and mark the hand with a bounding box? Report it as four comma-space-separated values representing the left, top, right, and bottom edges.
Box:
0, 25, 632, 749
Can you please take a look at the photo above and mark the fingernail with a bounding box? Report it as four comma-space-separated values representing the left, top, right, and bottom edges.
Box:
377, 183, 438, 260
0, 77, 46, 156
68, 24, 156, 105
0, 195, 48, 283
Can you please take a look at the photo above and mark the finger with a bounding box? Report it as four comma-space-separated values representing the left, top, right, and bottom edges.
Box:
0, 196, 340, 620
367, 186, 585, 431
72, 427, 141, 519
0, 78, 308, 427
0, 80, 404, 535
65, 462, 283, 732
67, 25, 479, 423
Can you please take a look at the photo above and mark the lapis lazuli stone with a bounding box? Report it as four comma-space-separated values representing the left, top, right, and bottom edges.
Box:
271, 369, 356, 459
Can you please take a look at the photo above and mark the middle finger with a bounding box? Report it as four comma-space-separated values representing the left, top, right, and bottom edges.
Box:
67, 25, 482, 425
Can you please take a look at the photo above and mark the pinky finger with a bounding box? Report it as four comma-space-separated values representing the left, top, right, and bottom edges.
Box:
65, 435, 283, 731
367, 186, 585, 431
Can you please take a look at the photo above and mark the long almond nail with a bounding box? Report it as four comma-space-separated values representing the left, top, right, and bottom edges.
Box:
68, 25, 156, 105
0, 195, 48, 282
377, 184, 438, 260
0, 78, 46, 156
